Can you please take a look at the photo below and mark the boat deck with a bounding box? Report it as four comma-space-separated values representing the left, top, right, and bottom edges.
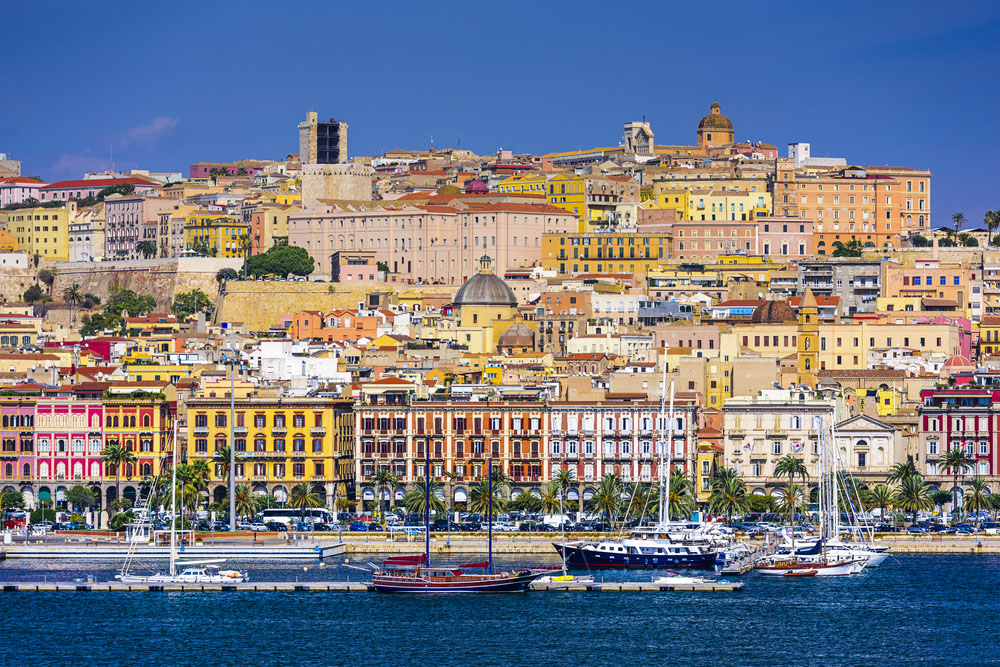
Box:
1, 579, 744, 593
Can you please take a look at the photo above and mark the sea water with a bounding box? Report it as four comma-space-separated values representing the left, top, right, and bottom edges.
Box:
1, 553, 997, 666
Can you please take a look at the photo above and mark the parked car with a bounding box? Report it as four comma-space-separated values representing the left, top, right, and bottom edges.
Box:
264, 521, 288, 532
211, 522, 230, 532
489, 521, 517, 532
981, 522, 1000, 535
349, 521, 369, 532
907, 526, 927, 535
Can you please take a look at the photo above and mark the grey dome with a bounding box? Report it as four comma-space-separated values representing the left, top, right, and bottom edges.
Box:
454, 256, 517, 307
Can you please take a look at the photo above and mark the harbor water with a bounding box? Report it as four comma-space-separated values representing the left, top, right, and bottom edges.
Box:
2, 553, 998, 666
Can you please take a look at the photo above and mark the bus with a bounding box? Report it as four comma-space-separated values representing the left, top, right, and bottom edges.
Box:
255, 507, 336, 526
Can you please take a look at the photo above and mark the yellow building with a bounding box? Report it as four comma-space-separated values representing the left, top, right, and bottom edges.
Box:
451, 256, 520, 354
686, 188, 771, 222
497, 173, 638, 232
185, 395, 355, 505
541, 231, 670, 275
2, 206, 69, 262
185, 211, 248, 258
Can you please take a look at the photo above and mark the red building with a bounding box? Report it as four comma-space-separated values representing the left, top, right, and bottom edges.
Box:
918, 388, 998, 496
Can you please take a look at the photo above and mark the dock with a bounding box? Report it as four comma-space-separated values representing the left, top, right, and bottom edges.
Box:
0, 579, 743, 593
2, 542, 346, 561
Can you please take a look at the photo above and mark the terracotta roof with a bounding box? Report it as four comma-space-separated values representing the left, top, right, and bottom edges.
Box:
0, 177, 45, 185
41, 177, 158, 190
817, 369, 906, 378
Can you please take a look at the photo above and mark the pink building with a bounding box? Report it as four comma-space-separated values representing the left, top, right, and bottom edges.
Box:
38, 177, 159, 202
757, 217, 815, 258
0, 396, 36, 506
0, 177, 46, 207
33, 398, 105, 500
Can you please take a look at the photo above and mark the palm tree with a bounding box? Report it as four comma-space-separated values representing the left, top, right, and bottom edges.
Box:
939, 446, 974, 522
539, 480, 562, 517
963, 476, 991, 527
666, 468, 695, 521
623, 482, 654, 521
867, 484, 894, 522
233, 484, 256, 523
779, 482, 806, 520
886, 460, 918, 486
63, 283, 83, 326
586, 473, 623, 530
442, 470, 460, 524
373, 468, 397, 523
289, 482, 322, 523
708, 473, 749, 523
952, 211, 966, 235
101, 443, 136, 506
773, 454, 808, 529
894, 475, 932, 525
402, 477, 446, 516
213, 445, 239, 520
985, 210, 999, 247
468, 478, 505, 520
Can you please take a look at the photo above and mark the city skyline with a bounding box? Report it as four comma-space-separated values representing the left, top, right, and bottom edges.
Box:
1, 1, 997, 225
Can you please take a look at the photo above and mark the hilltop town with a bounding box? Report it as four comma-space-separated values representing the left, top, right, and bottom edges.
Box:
0, 104, 996, 522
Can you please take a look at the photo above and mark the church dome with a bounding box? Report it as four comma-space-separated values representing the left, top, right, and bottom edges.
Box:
453, 256, 517, 307
698, 102, 733, 131
750, 300, 796, 324
498, 322, 534, 348
464, 179, 488, 194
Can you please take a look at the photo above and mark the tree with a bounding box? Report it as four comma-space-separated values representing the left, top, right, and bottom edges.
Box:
746, 493, 777, 514
97, 183, 135, 199
233, 484, 256, 523
468, 478, 505, 520
1, 490, 25, 510
509, 490, 542, 514
402, 477, 446, 516
665, 468, 695, 520
985, 210, 1000, 247
373, 468, 398, 523
37, 268, 55, 293
136, 240, 157, 258
867, 484, 894, 521
245, 244, 315, 278
171, 288, 213, 319
894, 475, 932, 525
236, 166, 248, 177
23, 283, 45, 303
708, 471, 749, 522
957, 233, 978, 247
216, 268, 239, 286
911, 234, 931, 248
82, 287, 157, 335
63, 283, 83, 325
586, 473, 623, 529
65, 485, 98, 512
939, 446, 974, 522
886, 460, 918, 486
774, 454, 808, 529
963, 476, 990, 526
101, 443, 136, 505
952, 211, 966, 234
539, 480, 562, 517
832, 238, 864, 258
289, 482, 322, 523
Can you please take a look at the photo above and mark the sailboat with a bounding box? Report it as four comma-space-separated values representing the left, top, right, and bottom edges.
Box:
369, 458, 545, 593
115, 421, 248, 584
553, 378, 719, 569
756, 415, 866, 577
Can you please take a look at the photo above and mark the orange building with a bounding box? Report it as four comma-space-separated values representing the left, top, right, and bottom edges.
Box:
288, 309, 383, 342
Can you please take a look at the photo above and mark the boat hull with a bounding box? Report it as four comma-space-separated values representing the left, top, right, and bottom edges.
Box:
555, 543, 717, 569
371, 571, 540, 593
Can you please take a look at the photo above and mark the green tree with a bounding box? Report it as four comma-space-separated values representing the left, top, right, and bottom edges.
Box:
97, 183, 135, 199
236, 166, 248, 176
585, 473, 623, 528
216, 268, 239, 287
832, 238, 864, 257
233, 484, 256, 523
910, 234, 931, 248
1, 490, 26, 510
373, 468, 398, 523
65, 485, 98, 512
509, 490, 542, 514
985, 210, 999, 247
930, 490, 953, 517
402, 477, 446, 516
665, 467, 695, 520
82, 287, 157, 335
245, 244, 315, 278
63, 283, 83, 325
37, 268, 55, 293
867, 484, 894, 521
774, 454, 808, 528
289, 482, 322, 523
708, 471, 749, 522
136, 240, 158, 258
101, 443, 136, 505
468, 478, 505, 520
539, 480, 562, 517
886, 460, 918, 486
746, 493, 777, 514
952, 211, 966, 234
894, 475, 932, 524
957, 233, 978, 247
939, 446, 974, 522
171, 288, 213, 318
23, 283, 45, 303
963, 476, 990, 526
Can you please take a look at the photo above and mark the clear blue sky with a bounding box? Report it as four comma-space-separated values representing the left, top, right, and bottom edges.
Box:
2, 0, 998, 226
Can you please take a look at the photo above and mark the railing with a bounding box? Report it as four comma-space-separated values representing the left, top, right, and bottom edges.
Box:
310, 426, 326, 435
193, 426, 209, 436
233, 426, 248, 435
272, 426, 287, 435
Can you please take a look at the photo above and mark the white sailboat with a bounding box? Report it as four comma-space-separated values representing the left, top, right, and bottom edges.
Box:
115, 421, 247, 584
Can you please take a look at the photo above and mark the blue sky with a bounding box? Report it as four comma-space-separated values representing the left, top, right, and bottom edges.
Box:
2, 0, 998, 225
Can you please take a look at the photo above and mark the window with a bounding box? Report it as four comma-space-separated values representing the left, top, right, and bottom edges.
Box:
857, 452, 866, 467
772, 441, 782, 455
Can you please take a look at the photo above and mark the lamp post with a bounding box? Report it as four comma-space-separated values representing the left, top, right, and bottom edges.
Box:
222, 341, 239, 531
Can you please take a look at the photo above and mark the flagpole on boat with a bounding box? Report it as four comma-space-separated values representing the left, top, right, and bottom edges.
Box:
424, 432, 430, 568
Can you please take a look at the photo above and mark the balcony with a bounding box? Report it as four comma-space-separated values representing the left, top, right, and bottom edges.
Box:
272, 426, 287, 435
193, 426, 209, 436
233, 426, 248, 436
310, 426, 326, 435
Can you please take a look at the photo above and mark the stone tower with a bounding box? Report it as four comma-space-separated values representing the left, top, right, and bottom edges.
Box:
796, 287, 819, 387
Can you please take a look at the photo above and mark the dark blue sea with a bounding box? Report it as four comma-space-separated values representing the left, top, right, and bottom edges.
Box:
2, 553, 998, 666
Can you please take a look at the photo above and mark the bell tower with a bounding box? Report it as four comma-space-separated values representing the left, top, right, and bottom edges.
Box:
797, 287, 819, 387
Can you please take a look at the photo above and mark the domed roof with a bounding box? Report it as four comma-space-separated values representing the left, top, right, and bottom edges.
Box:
942, 354, 973, 369
750, 300, 796, 324
698, 102, 733, 131
464, 179, 488, 194
498, 322, 534, 348
453, 256, 517, 308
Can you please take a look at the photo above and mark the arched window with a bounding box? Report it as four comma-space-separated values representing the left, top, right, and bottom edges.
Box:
142, 415, 151, 428
141, 463, 151, 476
106, 415, 113, 427
1, 416, 7, 428
23, 463, 30, 477
4, 463, 11, 477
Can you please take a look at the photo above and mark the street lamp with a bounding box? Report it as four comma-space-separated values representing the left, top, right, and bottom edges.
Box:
221, 341, 239, 531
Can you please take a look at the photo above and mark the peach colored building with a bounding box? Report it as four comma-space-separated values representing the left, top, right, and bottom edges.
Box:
757, 217, 815, 258
288, 309, 383, 342
288, 202, 575, 285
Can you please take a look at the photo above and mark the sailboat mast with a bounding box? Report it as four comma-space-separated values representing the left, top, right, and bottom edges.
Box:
656, 361, 668, 526
666, 382, 675, 525
424, 434, 430, 567
170, 419, 177, 577
487, 458, 493, 574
